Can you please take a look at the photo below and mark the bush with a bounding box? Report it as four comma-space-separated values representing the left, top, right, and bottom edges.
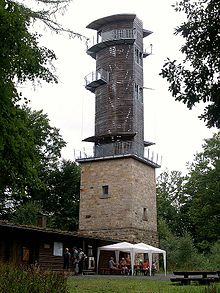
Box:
160, 228, 220, 271
209, 241, 220, 270
0, 262, 68, 293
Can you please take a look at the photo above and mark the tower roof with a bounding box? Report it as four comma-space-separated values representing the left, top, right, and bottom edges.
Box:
86, 14, 136, 30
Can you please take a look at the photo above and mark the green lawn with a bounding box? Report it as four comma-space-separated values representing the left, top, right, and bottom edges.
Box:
68, 276, 220, 293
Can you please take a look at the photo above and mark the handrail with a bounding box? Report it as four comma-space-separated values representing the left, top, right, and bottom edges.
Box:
101, 28, 136, 42
74, 142, 161, 166
84, 69, 109, 86
87, 28, 136, 48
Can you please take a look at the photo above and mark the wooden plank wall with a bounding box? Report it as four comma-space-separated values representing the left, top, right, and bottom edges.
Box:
39, 243, 64, 271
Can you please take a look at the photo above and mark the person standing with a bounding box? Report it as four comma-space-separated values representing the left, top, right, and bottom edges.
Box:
63, 248, 71, 270
72, 247, 79, 275
78, 248, 85, 274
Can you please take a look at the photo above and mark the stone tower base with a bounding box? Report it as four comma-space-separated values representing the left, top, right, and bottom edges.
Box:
78, 155, 158, 246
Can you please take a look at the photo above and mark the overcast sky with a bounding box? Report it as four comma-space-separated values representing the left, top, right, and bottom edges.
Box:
23, 0, 216, 175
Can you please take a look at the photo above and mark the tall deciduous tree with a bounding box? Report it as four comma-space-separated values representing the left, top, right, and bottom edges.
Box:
160, 0, 220, 128
185, 132, 220, 250
0, 0, 59, 198
156, 170, 188, 236
0, 0, 85, 229
42, 160, 81, 231
9, 160, 81, 230
0, 106, 66, 218
0, 0, 84, 208
11, 201, 42, 226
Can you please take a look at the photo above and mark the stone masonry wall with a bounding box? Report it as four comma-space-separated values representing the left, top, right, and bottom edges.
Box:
78, 156, 158, 246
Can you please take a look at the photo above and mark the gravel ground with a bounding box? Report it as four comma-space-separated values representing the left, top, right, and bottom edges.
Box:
70, 273, 174, 281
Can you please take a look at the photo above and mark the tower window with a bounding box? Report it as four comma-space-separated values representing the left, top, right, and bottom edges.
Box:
134, 84, 143, 102
143, 207, 148, 221
135, 47, 143, 66
101, 185, 109, 198
139, 87, 143, 102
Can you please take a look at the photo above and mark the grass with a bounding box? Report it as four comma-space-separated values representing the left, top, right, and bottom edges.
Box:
68, 276, 220, 293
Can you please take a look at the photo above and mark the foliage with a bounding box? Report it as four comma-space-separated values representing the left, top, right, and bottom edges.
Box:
0, 105, 40, 202
0, 0, 58, 199
158, 220, 196, 269
157, 132, 220, 271
208, 241, 220, 269
0, 262, 68, 293
0, 107, 66, 218
173, 233, 198, 269
156, 170, 189, 236
185, 132, 220, 250
0, 0, 63, 201
160, 0, 220, 128
0, 0, 85, 195
0, 0, 58, 87
25, 107, 66, 172
0, 0, 83, 230
7, 160, 80, 231
157, 132, 220, 253
158, 220, 220, 271
158, 219, 180, 269
0, 107, 80, 230
43, 160, 81, 231
11, 201, 42, 225
25, 0, 88, 42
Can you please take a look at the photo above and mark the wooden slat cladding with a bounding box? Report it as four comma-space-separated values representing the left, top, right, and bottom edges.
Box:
39, 245, 63, 271
89, 15, 147, 158
95, 45, 134, 136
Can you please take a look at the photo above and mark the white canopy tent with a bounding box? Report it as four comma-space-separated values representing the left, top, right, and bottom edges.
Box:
97, 241, 166, 276
97, 242, 136, 275
133, 243, 166, 276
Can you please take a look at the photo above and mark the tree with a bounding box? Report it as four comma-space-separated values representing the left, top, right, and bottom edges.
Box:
156, 170, 189, 235
42, 160, 81, 231
160, 0, 220, 128
0, 0, 58, 93
158, 219, 199, 270
0, 1, 84, 228
11, 201, 42, 225
157, 132, 220, 253
8, 159, 81, 230
0, 106, 66, 218
185, 132, 220, 250
14, 0, 88, 38
0, 0, 83, 206
0, 0, 60, 198
25, 107, 66, 172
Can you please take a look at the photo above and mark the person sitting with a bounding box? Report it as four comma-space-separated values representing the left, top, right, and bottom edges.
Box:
108, 257, 117, 270
142, 259, 149, 276
125, 255, 131, 275
119, 257, 129, 275
152, 261, 157, 275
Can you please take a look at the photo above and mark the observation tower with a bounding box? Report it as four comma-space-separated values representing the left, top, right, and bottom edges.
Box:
77, 14, 160, 245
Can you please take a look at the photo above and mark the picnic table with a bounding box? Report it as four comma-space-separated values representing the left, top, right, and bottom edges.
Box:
171, 271, 220, 285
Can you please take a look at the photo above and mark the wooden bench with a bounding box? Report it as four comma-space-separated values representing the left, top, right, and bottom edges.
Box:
171, 271, 220, 285
100, 267, 124, 275
171, 277, 219, 285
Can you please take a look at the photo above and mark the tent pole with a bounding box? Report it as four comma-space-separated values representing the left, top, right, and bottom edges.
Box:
97, 248, 100, 274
